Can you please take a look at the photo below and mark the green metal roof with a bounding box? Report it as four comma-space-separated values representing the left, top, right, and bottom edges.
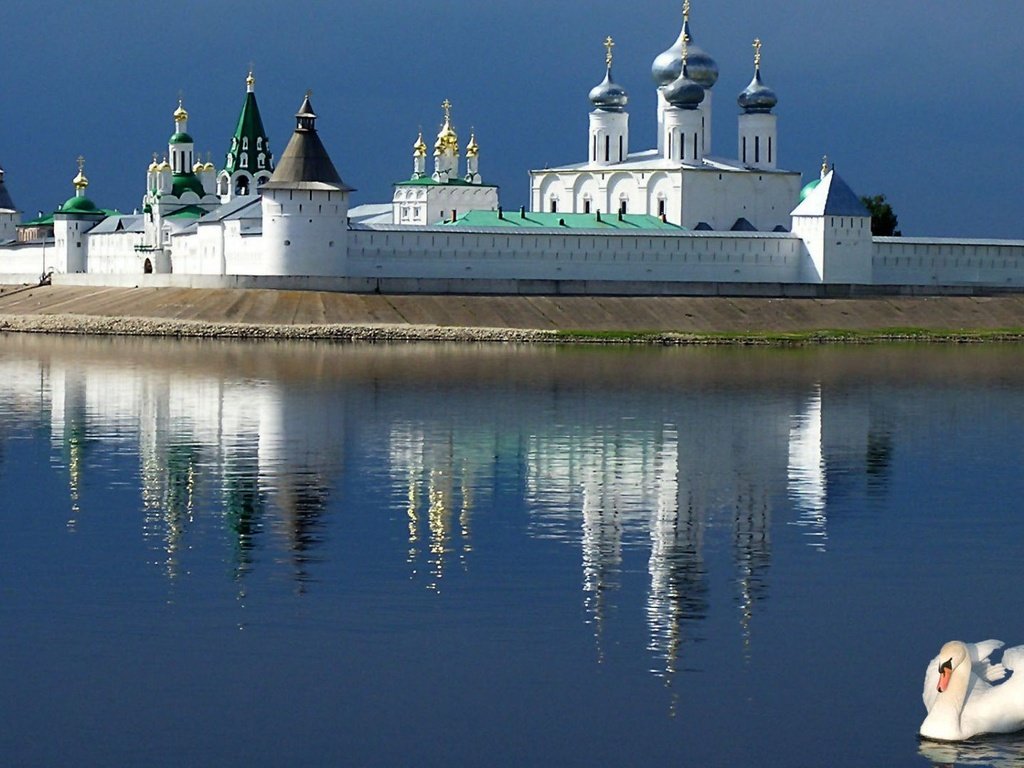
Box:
165, 204, 208, 219
171, 172, 206, 198
19, 213, 54, 227
438, 210, 682, 230
396, 176, 496, 188
169, 131, 194, 145
222, 91, 273, 175
58, 195, 99, 214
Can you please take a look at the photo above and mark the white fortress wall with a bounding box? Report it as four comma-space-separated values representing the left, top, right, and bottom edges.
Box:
872, 237, 1024, 287
0, 242, 54, 278
86, 231, 147, 274
347, 227, 807, 283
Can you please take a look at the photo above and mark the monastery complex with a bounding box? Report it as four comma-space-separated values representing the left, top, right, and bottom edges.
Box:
1, 4, 1022, 296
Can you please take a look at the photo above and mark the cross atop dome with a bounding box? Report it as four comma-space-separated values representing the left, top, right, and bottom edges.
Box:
753, 38, 762, 69
604, 36, 615, 67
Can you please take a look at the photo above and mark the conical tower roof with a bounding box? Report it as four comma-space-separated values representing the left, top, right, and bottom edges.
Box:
0, 164, 16, 212
263, 93, 353, 191
223, 71, 274, 175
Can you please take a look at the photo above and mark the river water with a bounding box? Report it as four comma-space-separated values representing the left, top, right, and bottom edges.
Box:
1, 334, 1023, 767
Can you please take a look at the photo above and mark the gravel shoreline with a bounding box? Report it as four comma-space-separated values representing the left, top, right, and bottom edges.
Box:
2, 311, 1024, 346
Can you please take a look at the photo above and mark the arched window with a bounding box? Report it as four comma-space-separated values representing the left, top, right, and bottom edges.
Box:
242, 137, 249, 151
239, 152, 248, 168
257, 137, 262, 151
236, 177, 249, 196
550, 198, 558, 213
258, 153, 265, 169
619, 198, 628, 215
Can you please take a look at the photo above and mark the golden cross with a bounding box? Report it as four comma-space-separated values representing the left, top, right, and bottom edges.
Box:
683, 0, 690, 21
753, 38, 762, 69
76, 155, 85, 172
441, 99, 452, 121
821, 155, 830, 176
604, 36, 615, 67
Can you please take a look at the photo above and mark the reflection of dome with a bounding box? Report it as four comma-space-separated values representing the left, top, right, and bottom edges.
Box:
652, 14, 718, 89
738, 69, 777, 114
589, 66, 629, 112
664, 66, 704, 110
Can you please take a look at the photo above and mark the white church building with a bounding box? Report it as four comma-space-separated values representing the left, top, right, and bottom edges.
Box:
1, 4, 1024, 296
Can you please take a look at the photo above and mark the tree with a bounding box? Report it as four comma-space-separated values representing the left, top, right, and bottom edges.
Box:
860, 194, 901, 236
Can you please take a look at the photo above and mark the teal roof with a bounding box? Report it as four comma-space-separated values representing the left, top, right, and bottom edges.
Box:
58, 195, 99, 214
19, 213, 54, 227
396, 176, 497, 188
171, 172, 206, 198
165, 204, 208, 220
439, 210, 683, 230
169, 131, 194, 145
799, 177, 821, 202
223, 89, 273, 175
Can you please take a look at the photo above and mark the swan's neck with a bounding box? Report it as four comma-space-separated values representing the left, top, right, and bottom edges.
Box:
921, 662, 972, 741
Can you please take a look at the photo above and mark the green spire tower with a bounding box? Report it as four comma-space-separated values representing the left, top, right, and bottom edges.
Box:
219, 70, 274, 199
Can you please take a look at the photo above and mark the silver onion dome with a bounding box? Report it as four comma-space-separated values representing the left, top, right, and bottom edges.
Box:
664, 65, 705, 109
589, 65, 629, 112
652, 19, 718, 89
738, 40, 777, 114
738, 69, 777, 113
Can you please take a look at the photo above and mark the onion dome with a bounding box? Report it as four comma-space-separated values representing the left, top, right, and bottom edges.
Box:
738, 38, 777, 114
589, 36, 629, 112
434, 99, 459, 154
59, 156, 98, 214
193, 160, 205, 173
664, 42, 704, 109
173, 100, 188, 123
413, 131, 427, 158
157, 157, 171, 172
148, 153, 160, 173
652, 1, 718, 89
466, 132, 479, 158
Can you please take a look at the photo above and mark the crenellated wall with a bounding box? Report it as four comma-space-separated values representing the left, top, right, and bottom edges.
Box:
872, 237, 1024, 288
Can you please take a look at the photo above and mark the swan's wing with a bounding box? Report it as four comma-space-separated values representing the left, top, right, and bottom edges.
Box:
969, 640, 1008, 683
998, 645, 1024, 675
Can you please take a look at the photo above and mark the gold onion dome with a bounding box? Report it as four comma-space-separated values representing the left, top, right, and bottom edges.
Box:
466, 132, 479, 158
157, 157, 171, 172
434, 99, 459, 154
173, 99, 188, 122
203, 160, 216, 172
72, 156, 89, 191
413, 131, 427, 158
193, 160, 204, 173
148, 154, 160, 173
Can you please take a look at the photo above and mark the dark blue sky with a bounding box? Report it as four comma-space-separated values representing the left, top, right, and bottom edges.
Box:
1, 0, 1020, 237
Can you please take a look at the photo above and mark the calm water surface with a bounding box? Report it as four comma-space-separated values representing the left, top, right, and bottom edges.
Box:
1, 335, 1024, 767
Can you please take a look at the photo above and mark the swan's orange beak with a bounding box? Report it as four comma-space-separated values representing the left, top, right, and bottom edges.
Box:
937, 659, 953, 693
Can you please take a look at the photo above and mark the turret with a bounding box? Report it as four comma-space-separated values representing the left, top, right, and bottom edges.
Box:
169, 100, 194, 175
464, 131, 481, 184
588, 36, 630, 166
260, 91, 354, 276
412, 131, 427, 179
433, 100, 459, 183
218, 70, 274, 200
53, 156, 105, 274
652, 1, 717, 154
662, 38, 705, 164
737, 38, 778, 170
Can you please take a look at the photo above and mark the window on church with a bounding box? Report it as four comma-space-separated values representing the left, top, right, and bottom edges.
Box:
768, 137, 773, 164
257, 137, 263, 151
242, 137, 249, 151
240, 152, 248, 168
258, 154, 265, 169
755, 136, 760, 164
618, 136, 623, 162
592, 136, 597, 162
605, 136, 610, 163
742, 136, 747, 163
657, 198, 666, 217
693, 134, 698, 159
619, 199, 627, 215
550, 199, 558, 213
583, 199, 591, 214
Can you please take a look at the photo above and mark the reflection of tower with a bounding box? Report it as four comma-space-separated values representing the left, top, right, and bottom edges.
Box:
733, 478, 771, 652
391, 425, 476, 593
788, 384, 827, 550
647, 428, 708, 681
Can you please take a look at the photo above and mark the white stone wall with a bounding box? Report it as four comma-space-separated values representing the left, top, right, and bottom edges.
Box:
0, 211, 18, 243
347, 227, 806, 283
873, 238, 1024, 287
86, 231, 148, 274
393, 184, 499, 226
531, 166, 799, 231
260, 187, 348, 276
0, 242, 52, 278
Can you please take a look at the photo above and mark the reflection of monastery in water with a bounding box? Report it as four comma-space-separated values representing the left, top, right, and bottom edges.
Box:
0, 339, 893, 676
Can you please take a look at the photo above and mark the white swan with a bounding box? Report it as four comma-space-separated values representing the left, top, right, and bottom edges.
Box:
920, 640, 1024, 741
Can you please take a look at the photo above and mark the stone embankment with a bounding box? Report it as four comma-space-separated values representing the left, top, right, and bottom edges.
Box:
2, 284, 1024, 344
